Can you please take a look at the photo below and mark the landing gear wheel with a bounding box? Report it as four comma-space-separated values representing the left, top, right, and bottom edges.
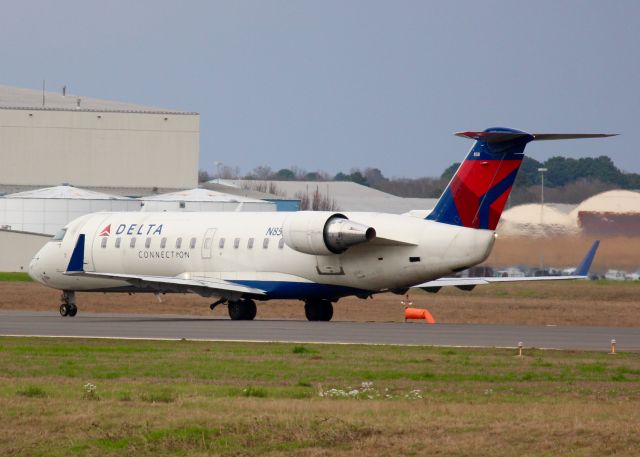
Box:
304, 300, 334, 322
228, 299, 257, 320
60, 291, 77, 317
59, 303, 69, 317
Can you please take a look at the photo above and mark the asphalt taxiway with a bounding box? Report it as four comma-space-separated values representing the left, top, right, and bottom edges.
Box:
1, 311, 639, 351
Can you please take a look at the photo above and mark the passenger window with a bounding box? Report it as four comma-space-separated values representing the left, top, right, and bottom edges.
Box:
130, 237, 136, 248
160, 237, 167, 249
234, 238, 240, 249
219, 238, 226, 249
204, 238, 212, 249
247, 238, 254, 249
145, 237, 151, 248
263, 238, 269, 249
176, 237, 182, 249
190, 237, 196, 249
278, 238, 285, 249
115, 237, 121, 248
101, 237, 108, 248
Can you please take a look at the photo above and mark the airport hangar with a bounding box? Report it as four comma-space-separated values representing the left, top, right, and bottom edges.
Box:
0, 84, 287, 271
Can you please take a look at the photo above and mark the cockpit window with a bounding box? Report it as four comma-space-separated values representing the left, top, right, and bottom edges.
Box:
52, 228, 67, 241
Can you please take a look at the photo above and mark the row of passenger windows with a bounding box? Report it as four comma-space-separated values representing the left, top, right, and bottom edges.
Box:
100, 236, 286, 250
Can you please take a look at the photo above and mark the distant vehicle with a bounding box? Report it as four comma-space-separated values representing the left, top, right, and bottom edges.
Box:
625, 272, 640, 281
496, 267, 525, 278
605, 269, 627, 281
28, 128, 609, 320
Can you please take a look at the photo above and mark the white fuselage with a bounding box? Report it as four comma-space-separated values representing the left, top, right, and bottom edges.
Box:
29, 211, 496, 301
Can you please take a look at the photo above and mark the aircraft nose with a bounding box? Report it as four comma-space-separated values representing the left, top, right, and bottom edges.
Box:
28, 248, 49, 285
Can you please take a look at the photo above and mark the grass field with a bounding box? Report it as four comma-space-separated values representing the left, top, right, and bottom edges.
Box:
0, 272, 32, 282
1, 337, 639, 456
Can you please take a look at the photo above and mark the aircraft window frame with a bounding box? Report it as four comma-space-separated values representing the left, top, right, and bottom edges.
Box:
234, 238, 240, 249
52, 228, 67, 241
130, 237, 136, 248
101, 237, 108, 249
278, 238, 285, 249
115, 237, 121, 249
190, 237, 196, 249
176, 237, 182, 249
263, 238, 269, 249
247, 238, 254, 249
219, 238, 226, 249
145, 237, 152, 249
204, 238, 212, 250
160, 237, 167, 249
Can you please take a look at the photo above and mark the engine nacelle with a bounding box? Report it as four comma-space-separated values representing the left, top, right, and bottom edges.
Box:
282, 212, 376, 255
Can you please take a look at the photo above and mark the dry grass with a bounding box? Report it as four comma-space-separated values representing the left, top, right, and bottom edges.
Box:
486, 235, 640, 270
1, 279, 639, 327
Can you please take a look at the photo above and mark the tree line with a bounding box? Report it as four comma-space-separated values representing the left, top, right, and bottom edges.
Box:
199, 155, 640, 205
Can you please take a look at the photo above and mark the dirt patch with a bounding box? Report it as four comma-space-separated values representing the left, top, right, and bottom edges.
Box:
486, 235, 640, 271
1, 280, 638, 327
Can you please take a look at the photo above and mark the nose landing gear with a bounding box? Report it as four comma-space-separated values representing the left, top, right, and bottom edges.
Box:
59, 291, 78, 317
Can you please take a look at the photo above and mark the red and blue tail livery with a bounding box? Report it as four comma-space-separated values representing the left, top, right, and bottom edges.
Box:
427, 128, 616, 230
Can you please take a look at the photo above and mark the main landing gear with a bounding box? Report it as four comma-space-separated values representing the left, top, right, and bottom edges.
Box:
227, 299, 257, 321
59, 290, 78, 317
304, 299, 333, 321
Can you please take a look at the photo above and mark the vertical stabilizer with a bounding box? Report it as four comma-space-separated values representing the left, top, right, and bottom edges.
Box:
427, 127, 532, 230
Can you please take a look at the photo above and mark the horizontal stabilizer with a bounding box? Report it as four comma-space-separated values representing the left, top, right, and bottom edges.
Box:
455, 131, 617, 143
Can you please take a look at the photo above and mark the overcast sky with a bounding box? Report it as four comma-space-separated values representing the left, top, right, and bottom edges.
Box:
1, 1, 637, 178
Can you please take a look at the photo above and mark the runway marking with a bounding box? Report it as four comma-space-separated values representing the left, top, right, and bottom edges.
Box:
0, 333, 569, 351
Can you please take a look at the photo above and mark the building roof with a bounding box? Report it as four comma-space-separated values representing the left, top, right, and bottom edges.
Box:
141, 188, 265, 203
4, 185, 127, 200
0, 84, 196, 115
214, 180, 437, 213
572, 190, 640, 215
499, 203, 579, 236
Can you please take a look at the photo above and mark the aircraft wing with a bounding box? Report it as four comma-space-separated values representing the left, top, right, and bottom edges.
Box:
413, 240, 600, 292
63, 234, 265, 297
72, 271, 266, 296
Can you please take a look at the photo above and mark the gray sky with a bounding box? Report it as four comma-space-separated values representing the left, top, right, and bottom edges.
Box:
1, 1, 637, 178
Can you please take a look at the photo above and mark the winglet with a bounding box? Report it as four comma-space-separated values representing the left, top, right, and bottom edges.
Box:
575, 240, 600, 276
66, 234, 86, 273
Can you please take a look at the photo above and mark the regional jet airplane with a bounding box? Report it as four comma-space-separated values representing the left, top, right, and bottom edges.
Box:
28, 128, 611, 320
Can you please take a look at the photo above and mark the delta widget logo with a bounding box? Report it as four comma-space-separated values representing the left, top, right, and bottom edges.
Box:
99, 224, 111, 236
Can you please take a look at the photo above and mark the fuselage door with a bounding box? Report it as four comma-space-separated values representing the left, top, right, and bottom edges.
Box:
202, 228, 217, 259
316, 255, 344, 275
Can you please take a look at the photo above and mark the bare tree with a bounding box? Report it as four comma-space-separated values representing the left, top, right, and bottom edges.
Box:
295, 187, 339, 211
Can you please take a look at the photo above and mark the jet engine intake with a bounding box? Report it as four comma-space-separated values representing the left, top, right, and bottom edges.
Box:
283, 212, 376, 255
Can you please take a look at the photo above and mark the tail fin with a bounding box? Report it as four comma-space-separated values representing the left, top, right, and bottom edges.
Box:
427, 128, 616, 230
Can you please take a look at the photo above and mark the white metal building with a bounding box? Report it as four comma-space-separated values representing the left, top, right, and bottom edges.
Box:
0, 185, 139, 234
140, 188, 276, 212
0, 84, 199, 189
213, 180, 437, 214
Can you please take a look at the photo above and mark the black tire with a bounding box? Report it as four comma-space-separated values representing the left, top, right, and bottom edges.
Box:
228, 300, 257, 320
304, 302, 318, 321
59, 304, 69, 317
304, 300, 333, 322
243, 300, 257, 320
228, 301, 243, 320
68, 305, 78, 317
320, 301, 333, 321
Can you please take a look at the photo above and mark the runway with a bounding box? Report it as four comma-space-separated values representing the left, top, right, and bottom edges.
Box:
1, 311, 639, 351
